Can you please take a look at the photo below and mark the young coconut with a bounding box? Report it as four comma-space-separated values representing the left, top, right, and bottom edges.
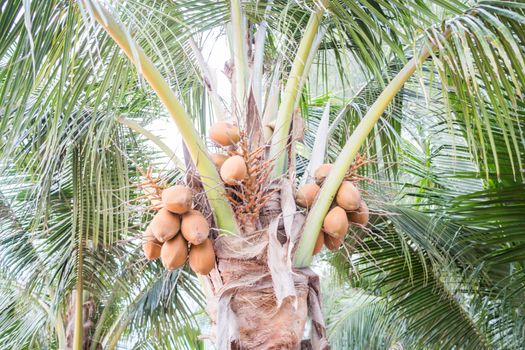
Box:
181, 210, 210, 245
210, 153, 229, 168
220, 155, 247, 185
189, 238, 216, 275
324, 233, 343, 251
150, 208, 181, 243
162, 185, 193, 214
323, 206, 349, 239
336, 181, 361, 211
312, 231, 325, 255
296, 183, 320, 208
209, 121, 240, 146
142, 226, 162, 261
161, 234, 188, 270
314, 163, 332, 185
348, 200, 369, 226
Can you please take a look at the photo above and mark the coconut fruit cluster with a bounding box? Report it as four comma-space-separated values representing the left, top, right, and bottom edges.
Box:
295, 163, 369, 254
142, 185, 216, 275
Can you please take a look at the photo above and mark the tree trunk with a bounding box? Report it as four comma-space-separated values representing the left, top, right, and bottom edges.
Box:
204, 181, 329, 349
65, 293, 101, 350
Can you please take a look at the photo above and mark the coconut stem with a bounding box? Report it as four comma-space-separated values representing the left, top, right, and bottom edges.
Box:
294, 32, 449, 268
269, 1, 327, 177
82, 0, 238, 235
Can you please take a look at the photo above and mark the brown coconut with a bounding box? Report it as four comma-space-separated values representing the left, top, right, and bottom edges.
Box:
189, 239, 216, 275
296, 183, 320, 208
312, 231, 325, 255
209, 121, 240, 146
220, 155, 247, 185
348, 200, 369, 226
150, 208, 181, 243
336, 181, 361, 211
314, 163, 332, 185
162, 185, 193, 214
324, 233, 343, 251
210, 153, 229, 168
323, 206, 349, 239
181, 210, 210, 245
160, 234, 188, 270
142, 226, 162, 261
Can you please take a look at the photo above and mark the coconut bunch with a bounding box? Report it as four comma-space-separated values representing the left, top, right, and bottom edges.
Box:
142, 184, 216, 275
208, 121, 276, 227
295, 163, 370, 254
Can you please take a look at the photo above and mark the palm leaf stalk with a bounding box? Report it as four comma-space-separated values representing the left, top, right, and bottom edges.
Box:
269, 0, 328, 177
82, 0, 237, 235
72, 147, 84, 350
73, 243, 84, 350
72, 144, 86, 350
229, 0, 249, 111
294, 29, 451, 267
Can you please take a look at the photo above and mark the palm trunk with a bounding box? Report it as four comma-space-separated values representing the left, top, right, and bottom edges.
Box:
65, 293, 101, 350
204, 181, 329, 349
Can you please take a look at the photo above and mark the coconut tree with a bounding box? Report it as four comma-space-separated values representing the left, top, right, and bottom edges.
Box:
0, 0, 524, 349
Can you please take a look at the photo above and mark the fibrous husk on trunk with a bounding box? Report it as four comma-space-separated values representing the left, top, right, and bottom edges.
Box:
202, 179, 329, 349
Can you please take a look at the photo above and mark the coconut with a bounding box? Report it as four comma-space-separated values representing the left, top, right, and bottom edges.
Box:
181, 210, 209, 245
142, 226, 161, 261
324, 233, 343, 251
150, 208, 181, 243
295, 183, 320, 208
209, 121, 240, 146
335, 181, 361, 211
312, 231, 325, 255
323, 206, 349, 239
210, 153, 229, 168
162, 185, 193, 214
314, 163, 332, 185
160, 234, 188, 270
220, 155, 247, 185
348, 200, 369, 226
189, 239, 216, 275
